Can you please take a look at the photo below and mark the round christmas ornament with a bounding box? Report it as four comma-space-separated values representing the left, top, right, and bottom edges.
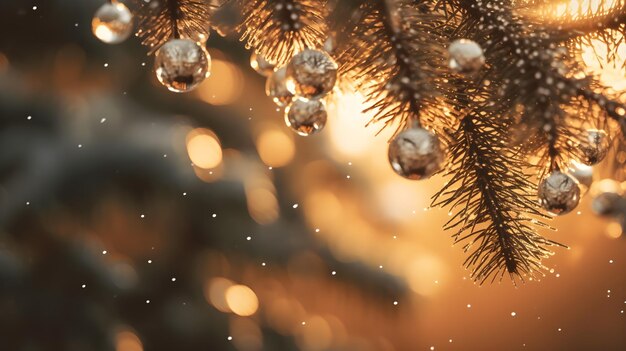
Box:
538, 171, 580, 215
284, 98, 327, 136
580, 129, 610, 165
448, 39, 485, 74
592, 191, 622, 216
265, 67, 294, 107
154, 39, 210, 93
250, 53, 275, 76
388, 126, 444, 180
286, 49, 338, 99
92, 1, 133, 44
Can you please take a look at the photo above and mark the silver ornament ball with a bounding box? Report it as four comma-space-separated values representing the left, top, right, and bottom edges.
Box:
448, 39, 485, 74
580, 129, 610, 165
284, 98, 327, 136
592, 191, 622, 216
92, 1, 133, 44
265, 67, 294, 107
154, 39, 210, 93
250, 53, 275, 77
538, 171, 580, 215
286, 49, 338, 99
388, 127, 444, 180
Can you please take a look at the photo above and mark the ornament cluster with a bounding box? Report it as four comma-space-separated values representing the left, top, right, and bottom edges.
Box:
251, 48, 338, 136
91, 4, 615, 222
91, 1, 211, 93
538, 128, 611, 217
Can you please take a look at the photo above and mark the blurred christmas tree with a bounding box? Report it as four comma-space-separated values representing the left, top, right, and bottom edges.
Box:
2, 0, 626, 350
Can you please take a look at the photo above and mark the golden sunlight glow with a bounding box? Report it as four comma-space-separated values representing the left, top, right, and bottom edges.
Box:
196, 59, 244, 105
326, 91, 394, 158
186, 128, 223, 169
115, 329, 143, 351
536, 0, 619, 19
225, 284, 259, 317
580, 34, 626, 89
256, 128, 295, 167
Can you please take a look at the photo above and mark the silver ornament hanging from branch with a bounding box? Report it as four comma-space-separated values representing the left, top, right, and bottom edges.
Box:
250, 53, 276, 77
388, 125, 444, 180
448, 39, 485, 74
538, 171, 581, 216
284, 98, 327, 136
92, 1, 134, 44
265, 67, 294, 107
580, 129, 610, 166
286, 49, 338, 99
592, 191, 623, 217
154, 38, 211, 93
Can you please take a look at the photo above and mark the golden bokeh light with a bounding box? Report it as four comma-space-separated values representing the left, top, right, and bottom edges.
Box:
245, 186, 280, 224
590, 178, 622, 196
204, 277, 234, 313
225, 284, 259, 317
265, 298, 307, 335
296, 316, 333, 351
115, 329, 143, 351
405, 255, 447, 296
196, 58, 244, 105
186, 128, 223, 169
606, 221, 623, 239
256, 128, 295, 168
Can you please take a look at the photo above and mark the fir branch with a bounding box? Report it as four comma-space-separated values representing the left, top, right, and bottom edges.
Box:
578, 87, 626, 138
237, 0, 327, 66
133, 0, 213, 54
448, 0, 601, 172
335, 0, 456, 136
432, 106, 561, 283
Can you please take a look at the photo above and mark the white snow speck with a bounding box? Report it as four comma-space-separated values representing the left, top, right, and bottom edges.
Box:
292, 204, 299, 209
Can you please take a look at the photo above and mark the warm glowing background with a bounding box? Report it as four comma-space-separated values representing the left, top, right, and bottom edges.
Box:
1, 1, 625, 350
